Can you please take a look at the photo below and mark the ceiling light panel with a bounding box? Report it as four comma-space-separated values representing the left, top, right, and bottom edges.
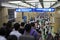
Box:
43, 0, 57, 1
43, 2, 51, 8
26, 0, 39, 2
29, 3, 35, 6
38, 3, 42, 8
43, 0, 57, 8
9, 1, 33, 7
1, 3, 26, 8
25, 0, 39, 7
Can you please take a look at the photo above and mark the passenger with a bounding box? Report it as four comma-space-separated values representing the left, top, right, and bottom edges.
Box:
0, 36, 7, 40
5, 21, 13, 38
46, 33, 54, 40
19, 22, 25, 34
59, 36, 60, 40
27, 21, 30, 24
45, 31, 49, 39
38, 31, 42, 40
36, 20, 39, 25
7, 35, 17, 40
0, 28, 7, 40
54, 33, 59, 40
24, 24, 32, 35
2, 23, 7, 29
9, 23, 22, 39
30, 22, 39, 40
20, 24, 35, 40
6, 21, 12, 29
35, 22, 39, 31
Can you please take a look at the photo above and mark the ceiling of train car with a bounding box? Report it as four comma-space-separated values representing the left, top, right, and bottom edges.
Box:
0, 0, 59, 8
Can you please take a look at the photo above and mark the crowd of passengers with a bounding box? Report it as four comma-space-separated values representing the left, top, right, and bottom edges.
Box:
0, 21, 60, 40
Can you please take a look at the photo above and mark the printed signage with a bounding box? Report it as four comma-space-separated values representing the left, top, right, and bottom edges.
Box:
16, 8, 55, 12
35, 8, 55, 12
16, 8, 33, 12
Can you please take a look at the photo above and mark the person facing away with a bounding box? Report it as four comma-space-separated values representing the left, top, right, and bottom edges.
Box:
30, 23, 38, 36
5, 21, 13, 38
0, 28, 7, 40
24, 24, 32, 35
19, 22, 25, 34
38, 31, 42, 40
30, 22, 39, 40
54, 33, 59, 40
46, 33, 54, 40
9, 23, 22, 39
59, 36, 60, 40
20, 24, 35, 40
2, 23, 7, 29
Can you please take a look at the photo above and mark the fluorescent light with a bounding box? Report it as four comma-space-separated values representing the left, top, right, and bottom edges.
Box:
30, 6, 35, 8
38, 3, 42, 8
9, 1, 34, 8
43, 2, 51, 8
51, 2, 56, 6
8, 1, 20, 3
29, 3, 35, 6
26, 0, 39, 2
1, 3, 26, 8
52, 2, 60, 8
25, 0, 39, 7
43, 0, 57, 1
43, 0, 57, 8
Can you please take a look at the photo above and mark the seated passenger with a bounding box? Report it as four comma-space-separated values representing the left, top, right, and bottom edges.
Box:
7, 35, 17, 40
9, 23, 22, 39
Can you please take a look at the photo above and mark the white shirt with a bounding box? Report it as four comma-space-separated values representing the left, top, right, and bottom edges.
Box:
10, 30, 22, 38
0, 36, 7, 40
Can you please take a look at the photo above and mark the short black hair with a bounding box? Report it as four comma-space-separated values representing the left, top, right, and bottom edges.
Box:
0, 28, 6, 36
38, 31, 42, 34
21, 22, 25, 26
31, 22, 35, 27
6, 21, 12, 27
3, 23, 7, 26
14, 23, 20, 30
25, 24, 31, 32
